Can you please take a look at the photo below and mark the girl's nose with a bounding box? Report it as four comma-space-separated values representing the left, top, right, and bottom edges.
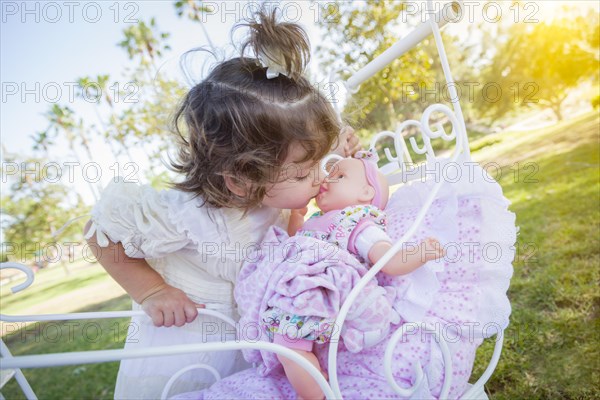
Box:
312, 166, 326, 186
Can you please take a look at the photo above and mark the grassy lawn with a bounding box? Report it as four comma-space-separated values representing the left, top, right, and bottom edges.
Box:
1, 295, 131, 399
470, 111, 600, 399
1, 262, 129, 398
1, 261, 113, 314
1, 112, 598, 399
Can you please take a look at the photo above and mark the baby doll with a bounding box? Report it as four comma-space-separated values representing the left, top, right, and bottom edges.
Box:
265, 151, 445, 400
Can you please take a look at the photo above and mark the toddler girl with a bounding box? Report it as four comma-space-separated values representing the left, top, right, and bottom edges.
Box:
84, 10, 358, 399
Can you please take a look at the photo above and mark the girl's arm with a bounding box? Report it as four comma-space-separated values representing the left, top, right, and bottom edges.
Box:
368, 237, 445, 276
84, 220, 201, 327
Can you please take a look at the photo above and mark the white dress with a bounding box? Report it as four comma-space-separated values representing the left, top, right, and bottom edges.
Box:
86, 178, 289, 399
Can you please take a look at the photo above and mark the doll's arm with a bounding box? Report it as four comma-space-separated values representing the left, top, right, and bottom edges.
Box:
287, 207, 308, 236
368, 238, 445, 276
84, 220, 202, 327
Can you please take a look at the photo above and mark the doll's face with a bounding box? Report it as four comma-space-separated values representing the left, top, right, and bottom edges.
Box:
316, 158, 376, 213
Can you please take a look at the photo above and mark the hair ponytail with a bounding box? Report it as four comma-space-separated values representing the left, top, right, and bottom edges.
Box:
240, 8, 310, 81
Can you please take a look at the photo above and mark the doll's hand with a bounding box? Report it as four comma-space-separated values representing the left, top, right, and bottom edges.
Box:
291, 207, 308, 217
288, 207, 309, 236
421, 238, 445, 262
140, 283, 204, 327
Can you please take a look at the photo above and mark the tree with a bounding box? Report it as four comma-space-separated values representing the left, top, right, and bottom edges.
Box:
118, 18, 171, 77
116, 19, 188, 181
1, 152, 90, 273
174, 0, 216, 52
479, 8, 599, 121
31, 130, 56, 156
76, 75, 128, 163
42, 104, 99, 200
313, 0, 479, 136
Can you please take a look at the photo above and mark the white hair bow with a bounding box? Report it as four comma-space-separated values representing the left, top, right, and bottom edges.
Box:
257, 49, 288, 79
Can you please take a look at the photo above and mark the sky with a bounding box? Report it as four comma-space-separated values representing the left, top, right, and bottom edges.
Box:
1, 0, 598, 204
1, 1, 324, 153
0, 1, 328, 204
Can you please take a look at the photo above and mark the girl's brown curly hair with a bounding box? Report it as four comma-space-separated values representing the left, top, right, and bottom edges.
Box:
169, 9, 340, 209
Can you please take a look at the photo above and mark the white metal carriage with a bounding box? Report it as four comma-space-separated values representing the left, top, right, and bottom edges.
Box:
1, 2, 507, 399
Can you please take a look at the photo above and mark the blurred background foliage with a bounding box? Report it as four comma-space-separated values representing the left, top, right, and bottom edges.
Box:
315, 0, 598, 133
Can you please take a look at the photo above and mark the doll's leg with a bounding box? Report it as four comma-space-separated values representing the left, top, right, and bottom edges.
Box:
277, 349, 327, 400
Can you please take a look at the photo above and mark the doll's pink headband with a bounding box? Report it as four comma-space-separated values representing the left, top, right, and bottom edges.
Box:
354, 149, 385, 209
319, 150, 385, 209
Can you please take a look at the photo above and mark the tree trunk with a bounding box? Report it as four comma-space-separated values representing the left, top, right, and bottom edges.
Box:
92, 105, 121, 162
49, 223, 70, 276
551, 104, 563, 121
549, 95, 567, 121
67, 136, 99, 201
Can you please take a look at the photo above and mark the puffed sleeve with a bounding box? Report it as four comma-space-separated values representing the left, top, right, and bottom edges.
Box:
353, 225, 393, 261
84, 178, 196, 259
344, 205, 388, 255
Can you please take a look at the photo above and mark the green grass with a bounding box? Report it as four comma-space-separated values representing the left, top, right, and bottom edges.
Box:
469, 111, 600, 399
1, 112, 598, 399
1, 295, 131, 399
1, 262, 111, 314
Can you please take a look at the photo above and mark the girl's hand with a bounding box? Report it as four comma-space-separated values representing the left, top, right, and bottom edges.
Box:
333, 126, 362, 157
340, 126, 362, 157
140, 283, 204, 327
